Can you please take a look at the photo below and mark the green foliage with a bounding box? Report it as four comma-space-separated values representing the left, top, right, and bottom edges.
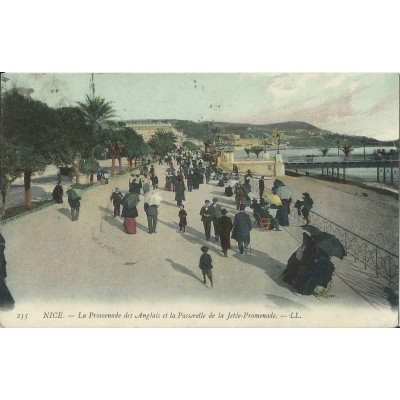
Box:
148, 129, 177, 156
320, 147, 329, 156
77, 94, 116, 130
244, 148, 251, 157
250, 146, 264, 158
341, 144, 354, 156
182, 141, 200, 151
0, 137, 21, 182
52, 107, 94, 165
81, 158, 100, 175
2, 89, 56, 160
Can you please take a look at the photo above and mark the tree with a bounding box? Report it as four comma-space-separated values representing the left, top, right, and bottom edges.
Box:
148, 129, 177, 157
182, 141, 200, 151
52, 107, 95, 183
77, 94, 116, 157
2, 89, 56, 209
100, 122, 125, 176
341, 144, 353, 156
0, 137, 20, 215
320, 147, 329, 156
81, 158, 100, 182
76, 94, 116, 130
244, 148, 251, 157
250, 146, 264, 158
121, 128, 153, 170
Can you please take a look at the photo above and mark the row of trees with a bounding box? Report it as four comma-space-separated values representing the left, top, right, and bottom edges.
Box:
320, 144, 354, 156
1, 89, 177, 213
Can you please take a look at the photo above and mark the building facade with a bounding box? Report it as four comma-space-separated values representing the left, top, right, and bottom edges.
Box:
125, 121, 185, 146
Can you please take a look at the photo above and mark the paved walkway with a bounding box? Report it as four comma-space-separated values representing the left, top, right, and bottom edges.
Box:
0, 162, 397, 327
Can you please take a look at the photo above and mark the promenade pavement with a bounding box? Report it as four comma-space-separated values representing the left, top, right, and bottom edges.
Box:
0, 161, 397, 327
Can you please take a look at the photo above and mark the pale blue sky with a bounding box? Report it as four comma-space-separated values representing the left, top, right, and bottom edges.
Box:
3, 73, 399, 140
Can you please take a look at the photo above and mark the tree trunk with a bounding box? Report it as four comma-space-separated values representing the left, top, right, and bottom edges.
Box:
24, 171, 32, 209
111, 155, 116, 177
73, 164, 81, 184
118, 156, 122, 173
134, 157, 137, 167
128, 157, 133, 171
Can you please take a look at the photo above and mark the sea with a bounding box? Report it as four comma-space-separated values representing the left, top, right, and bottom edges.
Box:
234, 146, 399, 188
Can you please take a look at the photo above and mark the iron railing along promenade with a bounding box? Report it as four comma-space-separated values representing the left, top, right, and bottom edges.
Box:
243, 175, 399, 287
290, 210, 399, 287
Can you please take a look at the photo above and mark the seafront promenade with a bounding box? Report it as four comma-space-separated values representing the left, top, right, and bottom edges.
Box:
0, 161, 398, 327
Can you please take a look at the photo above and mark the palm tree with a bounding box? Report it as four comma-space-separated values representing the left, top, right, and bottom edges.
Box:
77, 95, 116, 129
320, 147, 329, 156
341, 144, 353, 157
77, 95, 116, 158
250, 146, 264, 158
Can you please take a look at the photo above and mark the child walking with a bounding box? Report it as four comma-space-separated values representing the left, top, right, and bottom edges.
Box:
178, 205, 187, 232
199, 246, 213, 287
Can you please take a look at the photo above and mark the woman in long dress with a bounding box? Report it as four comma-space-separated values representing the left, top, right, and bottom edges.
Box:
121, 193, 139, 234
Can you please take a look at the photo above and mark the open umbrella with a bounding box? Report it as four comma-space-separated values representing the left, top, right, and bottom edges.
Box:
66, 188, 83, 200
302, 224, 321, 235
263, 193, 282, 206
123, 192, 140, 208
311, 231, 346, 259
275, 185, 293, 199
144, 191, 162, 206
228, 179, 239, 188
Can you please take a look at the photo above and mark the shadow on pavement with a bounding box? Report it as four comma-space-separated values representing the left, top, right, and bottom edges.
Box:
165, 258, 205, 285
57, 208, 71, 219
161, 200, 179, 208
99, 206, 124, 231
158, 219, 216, 248
265, 294, 307, 309
229, 244, 293, 292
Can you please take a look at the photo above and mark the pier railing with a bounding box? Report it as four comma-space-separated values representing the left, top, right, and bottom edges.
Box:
290, 210, 399, 287
212, 173, 399, 287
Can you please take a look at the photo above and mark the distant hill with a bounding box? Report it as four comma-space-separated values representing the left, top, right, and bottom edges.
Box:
171, 120, 394, 148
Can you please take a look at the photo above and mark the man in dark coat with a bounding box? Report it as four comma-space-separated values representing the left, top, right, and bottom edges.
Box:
67, 195, 81, 221
129, 178, 141, 194
199, 200, 213, 241
205, 167, 211, 184
144, 202, 158, 234
210, 198, 222, 241
171, 172, 177, 192
232, 204, 252, 254
187, 171, 194, 192
151, 174, 159, 190
259, 176, 265, 199
175, 181, 185, 207
217, 209, 233, 257
110, 187, 123, 217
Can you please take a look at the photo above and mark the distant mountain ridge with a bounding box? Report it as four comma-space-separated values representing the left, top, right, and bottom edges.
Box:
123, 119, 395, 147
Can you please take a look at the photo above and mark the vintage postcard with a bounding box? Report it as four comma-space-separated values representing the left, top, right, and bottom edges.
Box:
0, 72, 398, 327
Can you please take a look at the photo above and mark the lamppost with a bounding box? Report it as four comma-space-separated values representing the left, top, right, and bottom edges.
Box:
275, 133, 281, 154
262, 139, 267, 152
337, 140, 340, 156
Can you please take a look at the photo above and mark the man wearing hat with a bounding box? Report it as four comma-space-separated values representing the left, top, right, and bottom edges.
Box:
301, 192, 314, 225
210, 198, 222, 241
199, 200, 213, 241
110, 187, 123, 217
232, 204, 252, 254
